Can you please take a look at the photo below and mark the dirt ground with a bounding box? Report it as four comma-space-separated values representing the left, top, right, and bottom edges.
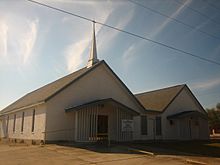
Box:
0, 143, 219, 165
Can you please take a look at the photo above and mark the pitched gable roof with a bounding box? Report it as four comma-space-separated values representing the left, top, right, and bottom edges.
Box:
1, 60, 145, 114
1, 62, 101, 113
135, 85, 185, 112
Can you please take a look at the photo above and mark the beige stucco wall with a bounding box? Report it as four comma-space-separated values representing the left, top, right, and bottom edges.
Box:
161, 87, 209, 140
5, 104, 46, 140
45, 64, 142, 141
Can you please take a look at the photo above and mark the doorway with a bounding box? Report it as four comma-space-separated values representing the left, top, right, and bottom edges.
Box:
97, 115, 108, 140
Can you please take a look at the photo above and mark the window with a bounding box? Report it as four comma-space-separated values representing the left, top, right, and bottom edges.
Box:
31, 109, 35, 132
141, 116, 148, 135
169, 120, 174, 125
13, 114, 16, 133
6, 115, 9, 134
156, 116, 162, 136
21, 112, 25, 132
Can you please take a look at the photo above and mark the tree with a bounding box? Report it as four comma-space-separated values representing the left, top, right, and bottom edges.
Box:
216, 103, 220, 111
207, 103, 220, 134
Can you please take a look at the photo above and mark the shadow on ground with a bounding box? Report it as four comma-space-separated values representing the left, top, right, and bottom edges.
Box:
55, 139, 220, 158
56, 142, 144, 155
126, 139, 220, 158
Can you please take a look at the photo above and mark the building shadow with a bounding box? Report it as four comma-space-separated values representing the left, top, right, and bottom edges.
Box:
55, 141, 144, 155
124, 139, 220, 158
53, 139, 220, 158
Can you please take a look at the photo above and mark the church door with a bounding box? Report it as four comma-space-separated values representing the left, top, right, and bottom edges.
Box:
97, 115, 108, 140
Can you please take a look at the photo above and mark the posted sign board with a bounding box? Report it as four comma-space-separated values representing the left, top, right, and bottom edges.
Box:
122, 119, 134, 132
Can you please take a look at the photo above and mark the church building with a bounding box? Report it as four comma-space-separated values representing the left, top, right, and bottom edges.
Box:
0, 23, 209, 144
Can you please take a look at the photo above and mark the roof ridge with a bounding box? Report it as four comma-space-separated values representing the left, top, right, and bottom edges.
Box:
135, 84, 185, 96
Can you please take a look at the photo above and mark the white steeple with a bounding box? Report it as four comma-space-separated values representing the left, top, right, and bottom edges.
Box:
87, 21, 99, 68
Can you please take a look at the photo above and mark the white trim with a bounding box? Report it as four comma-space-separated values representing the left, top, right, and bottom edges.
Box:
0, 101, 45, 115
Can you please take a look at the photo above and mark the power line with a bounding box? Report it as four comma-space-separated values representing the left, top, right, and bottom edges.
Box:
202, 0, 220, 12
26, 0, 220, 67
128, 0, 220, 41
174, 0, 220, 27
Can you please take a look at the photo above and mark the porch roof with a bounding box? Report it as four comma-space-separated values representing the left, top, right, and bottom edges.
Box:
65, 98, 139, 115
167, 111, 208, 120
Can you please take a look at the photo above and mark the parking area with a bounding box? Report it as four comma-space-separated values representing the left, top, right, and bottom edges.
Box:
0, 143, 219, 165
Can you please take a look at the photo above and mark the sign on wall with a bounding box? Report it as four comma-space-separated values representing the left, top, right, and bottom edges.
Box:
122, 119, 134, 132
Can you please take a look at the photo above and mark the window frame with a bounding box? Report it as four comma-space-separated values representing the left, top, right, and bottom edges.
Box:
141, 115, 148, 135
21, 112, 25, 133
13, 114, 16, 133
31, 109, 35, 133
6, 115, 9, 134
155, 116, 162, 136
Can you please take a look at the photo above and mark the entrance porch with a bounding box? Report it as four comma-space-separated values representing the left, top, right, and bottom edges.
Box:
65, 98, 139, 142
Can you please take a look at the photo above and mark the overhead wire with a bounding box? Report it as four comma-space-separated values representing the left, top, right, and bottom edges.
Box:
202, 0, 220, 11
174, 0, 220, 27
26, 0, 220, 67
128, 0, 220, 41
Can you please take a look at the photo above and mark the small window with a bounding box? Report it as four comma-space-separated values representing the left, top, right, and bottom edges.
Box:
6, 115, 9, 134
21, 112, 25, 132
13, 114, 16, 133
156, 116, 162, 136
169, 120, 174, 125
31, 109, 35, 132
141, 116, 148, 135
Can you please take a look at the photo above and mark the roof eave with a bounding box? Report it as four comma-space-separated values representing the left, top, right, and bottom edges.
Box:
0, 101, 45, 115
65, 98, 140, 116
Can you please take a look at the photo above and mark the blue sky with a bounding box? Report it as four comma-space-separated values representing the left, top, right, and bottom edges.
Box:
0, 0, 220, 110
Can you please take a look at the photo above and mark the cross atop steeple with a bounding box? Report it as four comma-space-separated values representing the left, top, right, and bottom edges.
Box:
87, 21, 99, 68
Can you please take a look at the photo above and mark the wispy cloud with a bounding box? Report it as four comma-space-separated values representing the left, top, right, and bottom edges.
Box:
122, 0, 192, 66
65, 39, 89, 72
20, 19, 38, 64
123, 44, 135, 59
0, 18, 38, 66
191, 77, 220, 90
98, 6, 135, 53
150, 0, 192, 39
0, 21, 8, 58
